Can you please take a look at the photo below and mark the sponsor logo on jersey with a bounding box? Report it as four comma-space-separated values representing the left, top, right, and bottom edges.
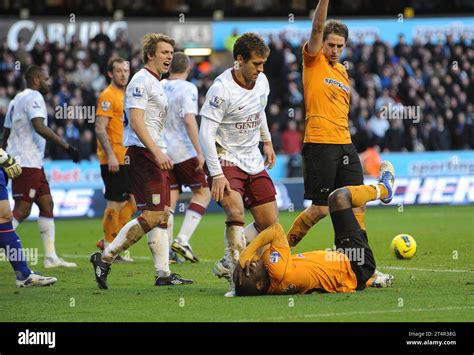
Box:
100, 100, 111, 111
324, 78, 350, 93
132, 87, 144, 98
270, 251, 280, 263
209, 95, 224, 109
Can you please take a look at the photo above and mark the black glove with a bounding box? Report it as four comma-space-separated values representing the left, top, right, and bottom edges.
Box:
66, 145, 81, 163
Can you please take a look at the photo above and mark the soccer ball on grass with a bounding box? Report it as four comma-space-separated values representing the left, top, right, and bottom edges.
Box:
390, 234, 417, 259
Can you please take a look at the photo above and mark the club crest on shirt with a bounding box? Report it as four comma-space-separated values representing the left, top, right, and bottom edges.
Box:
209, 95, 223, 109
270, 251, 280, 263
152, 194, 161, 205
100, 100, 111, 111
132, 87, 144, 98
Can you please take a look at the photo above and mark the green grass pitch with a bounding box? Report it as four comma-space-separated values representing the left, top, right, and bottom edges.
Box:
1, 205, 473, 322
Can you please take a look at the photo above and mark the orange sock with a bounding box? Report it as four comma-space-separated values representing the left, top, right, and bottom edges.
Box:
103, 208, 120, 243
119, 200, 137, 227
287, 211, 316, 247
346, 184, 388, 207
354, 210, 366, 230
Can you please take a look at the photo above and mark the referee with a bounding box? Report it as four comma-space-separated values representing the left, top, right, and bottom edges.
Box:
288, 0, 367, 246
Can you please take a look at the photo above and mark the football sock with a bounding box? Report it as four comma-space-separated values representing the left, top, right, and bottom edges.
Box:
244, 222, 259, 245
103, 218, 144, 264
147, 227, 170, 278
37, 217, 58, 260
287, 211, 316, 247
167, 211, 174, 245
0, 222, 31, 280
119, 200, 136, 227
176, 202, 205, 246
103, 208, 120, 243
346, 184, 388, 207
224, 222, 246, 268
354, 210, 366, 231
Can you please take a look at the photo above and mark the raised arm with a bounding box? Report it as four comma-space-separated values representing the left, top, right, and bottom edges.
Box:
307, 0, 330, 55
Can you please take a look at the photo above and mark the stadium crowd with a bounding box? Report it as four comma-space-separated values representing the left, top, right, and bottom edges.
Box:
0, 30, 473, 165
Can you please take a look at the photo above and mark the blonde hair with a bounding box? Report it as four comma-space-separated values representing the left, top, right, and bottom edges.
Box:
141, 33, 175, 64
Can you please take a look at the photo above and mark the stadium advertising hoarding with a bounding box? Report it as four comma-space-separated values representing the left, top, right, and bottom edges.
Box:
0, 19, 212, 51
10, 151, 474, 219
212, 16, 474, 49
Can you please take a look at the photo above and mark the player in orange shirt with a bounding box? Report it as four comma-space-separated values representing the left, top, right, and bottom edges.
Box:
95, 57, 137, 262
234, 161, 396, 296
288, 0, 369, 254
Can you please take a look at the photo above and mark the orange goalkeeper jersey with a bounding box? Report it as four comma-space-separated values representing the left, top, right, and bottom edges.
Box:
240, 223, 358, 295
302, 42, 351, 144
96, 84, 127, 165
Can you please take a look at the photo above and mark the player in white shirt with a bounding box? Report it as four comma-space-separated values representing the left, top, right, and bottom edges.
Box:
90, 33, 193, 289
2, 65, 80, 268
162, 52, 211, 263
199, 33, 278, 297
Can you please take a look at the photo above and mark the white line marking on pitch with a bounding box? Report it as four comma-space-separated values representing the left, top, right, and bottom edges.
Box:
379, 266, 474, 273
37, 255, 474, 272
237, 306, 474, 322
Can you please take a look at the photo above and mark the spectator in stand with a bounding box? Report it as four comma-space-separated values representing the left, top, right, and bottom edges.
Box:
429, 115, 451, 151
367, 106, 389, 146
383, 119, 406, 152
270, 122, 282, 154
281, 120, 301, 155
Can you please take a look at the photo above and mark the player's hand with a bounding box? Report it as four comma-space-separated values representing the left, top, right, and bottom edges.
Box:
153, 149, 173, 171
195, 153, 205, 173
211, 174, 231, 202
0, 150, 22, 179
66, 145, 81, 163
107, 154, 120, 173
263, 141, 276, 169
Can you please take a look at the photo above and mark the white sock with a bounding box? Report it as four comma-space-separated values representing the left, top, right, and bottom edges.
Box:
244, 222, 259, 245
12, 218, 19, 230
167, 211, 174, 245
37, 217, 58, 259
224, 225, 246, 268
176, 209, 203, 246
147, 227, 170, 278
103, 218, 143, 263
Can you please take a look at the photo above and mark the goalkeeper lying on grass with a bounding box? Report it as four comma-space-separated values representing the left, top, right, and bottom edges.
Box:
234, 161, 396, 296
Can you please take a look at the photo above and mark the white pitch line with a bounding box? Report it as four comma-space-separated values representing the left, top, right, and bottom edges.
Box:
379, 266, 474, 273
37, 255, 474, 273
237, 306, 474, 322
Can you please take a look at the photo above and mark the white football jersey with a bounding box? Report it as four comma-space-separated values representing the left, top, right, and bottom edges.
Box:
162, 79, 199, 164
123, 68, 168, 150
199, 68, 270, 175
4, 89, 47, 168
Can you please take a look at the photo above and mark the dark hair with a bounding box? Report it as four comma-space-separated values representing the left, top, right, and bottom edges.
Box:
107, 57, 126, 73
234, 261, 270, 296
141, 33, 175, 64
323, 20, 349, 42
24, 65, 45, 86
170, 52, 190, 74
233, 32, 270, 62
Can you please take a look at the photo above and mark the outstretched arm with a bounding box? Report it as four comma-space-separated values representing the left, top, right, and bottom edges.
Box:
307, 0, 330, 55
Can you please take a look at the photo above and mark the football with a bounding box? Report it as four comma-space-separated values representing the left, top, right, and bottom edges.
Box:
391, 234, 417, 259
